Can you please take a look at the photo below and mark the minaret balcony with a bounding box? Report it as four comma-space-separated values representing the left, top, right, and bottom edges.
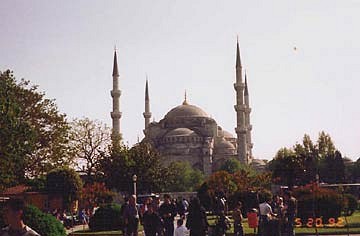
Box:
235, 127, 247, 134
234, 104, 246, 112
111, 111, 122, 119
245, 107, 252, 113
233, 83, 245, 90
111, 90, 121, 97
143, 112, 152, 118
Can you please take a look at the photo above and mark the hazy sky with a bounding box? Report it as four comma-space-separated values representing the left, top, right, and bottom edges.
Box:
1, 0, 359, 160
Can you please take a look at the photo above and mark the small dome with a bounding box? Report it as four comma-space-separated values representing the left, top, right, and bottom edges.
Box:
223, 130, 235, 139
165, 104, 209, 119
215, 138, 235, 149
165, 128, 197, 137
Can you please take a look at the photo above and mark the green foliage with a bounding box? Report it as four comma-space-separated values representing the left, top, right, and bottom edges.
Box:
100, 142, 169, 193
344, 193, 358, 216
293, 184, 343, 221
23, 205, 66, 236
46, 167, 83, 209
269, 132, 345, 188
0, 70, 71, 189
219, 158, 242, 174
0, 70, 35, 189
166, 161, 204, 192
88, 203, 122, 231
348, 158, 360, 183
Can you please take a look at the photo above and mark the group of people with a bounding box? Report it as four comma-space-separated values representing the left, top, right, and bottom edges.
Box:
50, 207, 91, 228
121, 194, 208, 236
258, 191, 297, 236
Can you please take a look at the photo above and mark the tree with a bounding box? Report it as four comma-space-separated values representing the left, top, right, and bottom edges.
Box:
268, 147, 303, 188
45, 167, 83, 209
207, 171, 237, 197
219, 158, 242, 174
81, 182, 115, 208
0, 70, 35, 189
269, 131, 345, 187
100, 142, 169, 193
69, 118, 111, 182
166, 161, 204, 192
0, 70, 71, 188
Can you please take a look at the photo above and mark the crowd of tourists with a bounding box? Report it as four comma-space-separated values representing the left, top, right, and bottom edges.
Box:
120, 191, 297, 236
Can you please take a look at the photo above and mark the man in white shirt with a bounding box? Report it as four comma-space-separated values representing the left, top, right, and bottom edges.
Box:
258, 197, 276, 236
0, 198, 40, 236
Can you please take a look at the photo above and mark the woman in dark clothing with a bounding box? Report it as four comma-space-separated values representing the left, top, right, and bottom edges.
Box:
186, 197, 208, 236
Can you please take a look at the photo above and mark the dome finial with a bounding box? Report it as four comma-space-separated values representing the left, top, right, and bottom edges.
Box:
183, 90, 189, 105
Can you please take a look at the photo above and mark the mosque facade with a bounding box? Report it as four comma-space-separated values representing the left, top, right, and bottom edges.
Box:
110, 41, 254, 175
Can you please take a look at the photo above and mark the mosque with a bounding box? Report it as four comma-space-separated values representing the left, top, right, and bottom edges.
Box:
110, 41, 263, 175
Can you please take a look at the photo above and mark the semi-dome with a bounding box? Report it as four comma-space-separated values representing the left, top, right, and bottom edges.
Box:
165, 128, 197, 137
165, 103, 210, 119
215, 138, 235, 150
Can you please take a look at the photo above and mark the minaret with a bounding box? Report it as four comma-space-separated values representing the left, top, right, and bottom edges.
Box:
244, 72, 253, 160
143, 79, 152, 129
234, 39, 248, 163
110, 49, 122, 144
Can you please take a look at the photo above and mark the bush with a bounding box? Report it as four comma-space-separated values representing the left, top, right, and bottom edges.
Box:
344, 193, 358, 216
89, 203, 122, 231
293, 184, 343, 221
23, 205, 66, 236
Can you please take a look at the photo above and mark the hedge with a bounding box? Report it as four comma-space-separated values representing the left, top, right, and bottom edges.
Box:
89, 203, 122, 231
24, 205, 66, 236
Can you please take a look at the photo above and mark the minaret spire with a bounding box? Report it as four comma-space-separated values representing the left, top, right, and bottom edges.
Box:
143, 78, 152, 129
110, 49, 122, 145
234, 39, 248, 164
244, 71, 249, 96
244, 71, 253, 159
236, 37, 242, 69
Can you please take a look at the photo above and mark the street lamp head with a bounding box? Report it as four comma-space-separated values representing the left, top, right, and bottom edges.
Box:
132, 174, 137, 182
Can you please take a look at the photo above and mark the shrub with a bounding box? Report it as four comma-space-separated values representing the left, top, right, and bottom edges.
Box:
23, 205, 66, 236
89, 203, 122, 231
344, 193, 358, 216
293, 184, 343, 221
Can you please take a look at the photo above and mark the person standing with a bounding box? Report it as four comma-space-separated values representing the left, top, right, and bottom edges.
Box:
174, 219, 188, 236
0, 198, 40, 236
142, 204, 162, 236
123, 195, 140, 236
283, 191, 297, 236
186, 197, 208, 236
159, 194, 177, 236
232, 201, 244, 236
259, 196, 276, 236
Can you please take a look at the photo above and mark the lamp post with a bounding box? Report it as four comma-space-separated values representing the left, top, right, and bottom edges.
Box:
132, 174, 137, 196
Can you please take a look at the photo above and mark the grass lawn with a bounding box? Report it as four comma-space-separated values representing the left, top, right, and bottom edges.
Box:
70, 211, 360, 235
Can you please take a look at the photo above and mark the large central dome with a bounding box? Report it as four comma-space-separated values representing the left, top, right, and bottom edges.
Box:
165, 103, 210, 119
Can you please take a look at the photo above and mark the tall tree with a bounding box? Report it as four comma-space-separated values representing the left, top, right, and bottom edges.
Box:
270, 131, 345, 187
0, 70, 71, 188
0, 70, 35, 189
46, 167, 83, 209
268, 147, 303, 188
99, 142, 169, 193
69, 118, 111, 182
